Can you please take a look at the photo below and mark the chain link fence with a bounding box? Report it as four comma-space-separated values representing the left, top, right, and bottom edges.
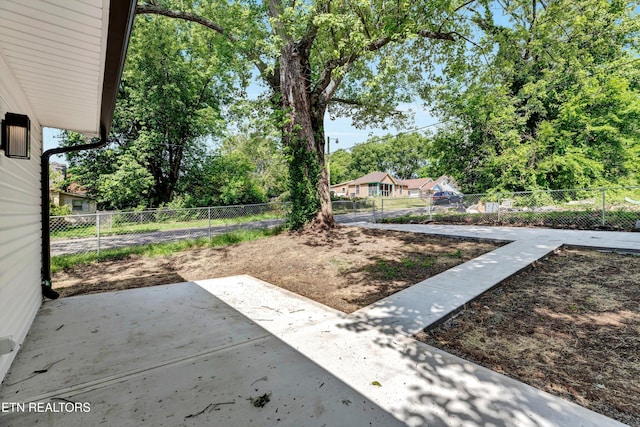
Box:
377, 187, 640, 231
50, 187, 640, 257
332, 199, 376, 223
50, 202, 287, 256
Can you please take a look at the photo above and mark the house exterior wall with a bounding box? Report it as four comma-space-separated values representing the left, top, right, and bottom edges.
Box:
346, 183, 359, 197
63, 194, 96, 214
335, 182, 410, 198
0, 53, 44, 382
51, 191, 97, 214
380, 176, 395, 185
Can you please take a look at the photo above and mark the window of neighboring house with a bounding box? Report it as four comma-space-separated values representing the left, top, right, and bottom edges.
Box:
356, 185, 360, 195
342, 187, 346, 193
399, 186, 403, 195
72, 200, 88, 212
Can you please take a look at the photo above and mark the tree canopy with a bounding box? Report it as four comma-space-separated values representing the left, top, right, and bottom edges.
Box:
424, 0, 640, 192
61, 14, 280, 210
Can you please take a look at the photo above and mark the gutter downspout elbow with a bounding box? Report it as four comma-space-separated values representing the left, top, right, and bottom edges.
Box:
41, 126, 108, 300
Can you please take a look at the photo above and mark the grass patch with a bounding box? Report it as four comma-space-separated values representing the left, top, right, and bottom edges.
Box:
369, 254, 437, 280
378, 198, 431, 210
51, 227, 284, 274
447, 249, 463, 258
372, 259, 401, 279
330, 257, 352, 274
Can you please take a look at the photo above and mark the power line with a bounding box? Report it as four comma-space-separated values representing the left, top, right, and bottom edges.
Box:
351, 120, 448, 146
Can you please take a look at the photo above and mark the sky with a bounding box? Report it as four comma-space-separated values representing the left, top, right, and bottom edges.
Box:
43, 127, 65, 163
324, 103, 439, 151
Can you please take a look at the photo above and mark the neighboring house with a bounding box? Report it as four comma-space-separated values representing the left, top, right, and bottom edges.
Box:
424, 175, 460, 195
400, 175, 461, 198
331, 172, 460, 199
49, 189, 97, 215
48, 161, 97, 214
0, 0, 135, 382
397, 177, 433, 198
50, 180, 97, 215
331, 172, 407, 198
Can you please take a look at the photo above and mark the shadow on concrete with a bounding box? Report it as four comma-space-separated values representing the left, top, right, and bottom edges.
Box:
332, 298, 624, 427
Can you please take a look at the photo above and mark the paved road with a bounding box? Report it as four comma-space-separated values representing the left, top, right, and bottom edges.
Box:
51, 218, 284, 256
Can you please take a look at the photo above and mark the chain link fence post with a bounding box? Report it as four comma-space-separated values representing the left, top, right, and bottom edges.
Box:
371, 199, 376, 222
429, 196, 433, 221
601, 189, 606, 226
497, 194, 502, 223
283, 202, 287, 225
208, 206, 212, 241
96, 211, 101, 258
381, 198, 384, 221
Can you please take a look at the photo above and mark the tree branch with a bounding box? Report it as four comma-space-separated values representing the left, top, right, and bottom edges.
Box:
366, 36, 394, 51
316, 25, 457, 103
329, 98, 408, 118
366, 29, 456, 53
438, 0, 477, 33
455, 0, 478, 13
329, 97, 362, 106
417, 30, 456, 41
136, 4, 233, 41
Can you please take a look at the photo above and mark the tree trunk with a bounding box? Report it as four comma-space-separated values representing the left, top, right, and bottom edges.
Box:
279, 43, 335, 230
310, 102, 335, 230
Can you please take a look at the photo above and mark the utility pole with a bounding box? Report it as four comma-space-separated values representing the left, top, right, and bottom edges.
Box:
326, 136, 330, 186
326, 136, 338, 186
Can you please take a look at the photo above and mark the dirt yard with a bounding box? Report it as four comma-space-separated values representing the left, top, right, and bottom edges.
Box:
52, 227, 639, 424
417, 247, 640, 426
53, 227, 500, 313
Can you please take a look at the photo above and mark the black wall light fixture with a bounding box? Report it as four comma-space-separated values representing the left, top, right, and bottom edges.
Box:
1, 112, 31, 159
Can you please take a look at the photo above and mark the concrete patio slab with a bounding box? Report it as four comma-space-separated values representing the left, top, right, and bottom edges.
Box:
0, 283, 403, 427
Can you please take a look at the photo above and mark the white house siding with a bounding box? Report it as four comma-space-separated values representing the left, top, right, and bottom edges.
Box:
0, 52, 43, 382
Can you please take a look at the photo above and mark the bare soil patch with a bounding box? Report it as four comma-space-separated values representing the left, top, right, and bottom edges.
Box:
417, 247, 640, 426
53, 226, 499, 313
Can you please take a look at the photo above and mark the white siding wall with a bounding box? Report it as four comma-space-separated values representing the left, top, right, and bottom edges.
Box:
0, 53, 43, 382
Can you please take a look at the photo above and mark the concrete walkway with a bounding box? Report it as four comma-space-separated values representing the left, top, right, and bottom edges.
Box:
197, 276, 624, 427
356, 222, 640, 252
352, 223, 640, 335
